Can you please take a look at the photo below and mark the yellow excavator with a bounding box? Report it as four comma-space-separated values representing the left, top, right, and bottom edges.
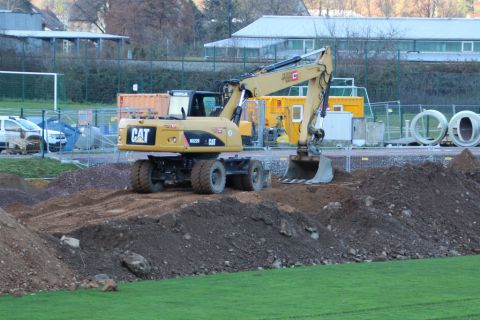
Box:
117, 47, 333, 194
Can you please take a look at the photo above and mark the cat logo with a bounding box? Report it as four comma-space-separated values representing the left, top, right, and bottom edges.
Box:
281, 70, 299, 83
131, 128, 150, 144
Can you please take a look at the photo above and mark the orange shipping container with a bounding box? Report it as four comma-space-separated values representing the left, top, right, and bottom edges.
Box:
117, 93, 170, 119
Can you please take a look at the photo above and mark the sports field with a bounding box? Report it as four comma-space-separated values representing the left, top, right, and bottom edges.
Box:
1, 255, 479, 320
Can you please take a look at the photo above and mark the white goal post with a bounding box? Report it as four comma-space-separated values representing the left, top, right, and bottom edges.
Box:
0, 71, 60, 111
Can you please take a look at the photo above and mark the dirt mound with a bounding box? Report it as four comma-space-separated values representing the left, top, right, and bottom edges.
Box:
0, 208, 76, 294
313, 161, 480, 256
0, 189, 38, 209
448, 148, 480, 173
0, 173, 40, 193
53, 198, 341, 281
37, 163, 131, 200
0, 173, 40, 209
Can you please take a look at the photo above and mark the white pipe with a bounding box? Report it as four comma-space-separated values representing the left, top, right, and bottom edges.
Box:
448, 111, 480, 147
410, 109, 448, 145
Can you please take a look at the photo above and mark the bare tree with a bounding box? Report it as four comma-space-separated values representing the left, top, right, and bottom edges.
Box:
105, 0, 195, 52
0, 0, 32, 12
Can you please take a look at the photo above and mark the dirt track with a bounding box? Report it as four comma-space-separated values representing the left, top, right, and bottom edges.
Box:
2, 149, 480, 293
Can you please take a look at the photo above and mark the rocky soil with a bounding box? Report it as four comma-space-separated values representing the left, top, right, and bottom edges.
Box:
2, 149, 480, 293
0, 208, 77, 295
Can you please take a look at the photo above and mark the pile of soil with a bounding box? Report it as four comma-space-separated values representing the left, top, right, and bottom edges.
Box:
53, 197, 341, 280
0, 173, 39, 208
37, 163, 131, 200
4, 149, 480, 290
0, 208, 76, 294
448, 148, 480, 173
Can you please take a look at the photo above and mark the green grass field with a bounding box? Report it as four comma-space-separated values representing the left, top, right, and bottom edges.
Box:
0, 99, 110, 111
1, 255, 480, 319
0, 158, 80, 178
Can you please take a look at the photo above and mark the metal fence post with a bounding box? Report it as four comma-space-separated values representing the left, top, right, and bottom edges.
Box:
396, 50, 401, 101
364, 48, 368, 90
84, 44, 89, 102
212, 46, 216, 76
333, 43, 337, 75
41, 109, 45, 159
243, 47, 246, 72
22, 41, 25, 102
181, 49, 185, 88
149, 47, 154, 93
398, 101, 403, 137
385, 104, 390, 140
117, 41, 121, 94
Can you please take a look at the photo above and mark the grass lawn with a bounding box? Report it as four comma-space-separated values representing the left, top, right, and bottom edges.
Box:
0, 157, 80, 178
0, 99, 111, 111
1, 255, 480, 319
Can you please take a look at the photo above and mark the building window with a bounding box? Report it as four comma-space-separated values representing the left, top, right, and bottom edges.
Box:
304, 39, 314, 50
287, 40, 303, 50
462, 41, 473, 52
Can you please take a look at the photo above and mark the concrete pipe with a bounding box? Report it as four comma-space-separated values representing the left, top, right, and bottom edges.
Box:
410, 110, 448, 145
448, 111, 480, 147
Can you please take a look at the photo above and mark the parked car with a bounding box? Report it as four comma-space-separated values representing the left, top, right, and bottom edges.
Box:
27, 116, 80, 152
0, 116, 67, 153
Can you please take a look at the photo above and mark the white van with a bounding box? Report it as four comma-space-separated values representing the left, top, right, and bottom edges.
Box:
0, 116, 67, 153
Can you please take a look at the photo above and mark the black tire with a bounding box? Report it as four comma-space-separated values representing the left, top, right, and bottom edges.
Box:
131, 160, 164, 193
241, 160, 264, 192
191, 160, 226, 194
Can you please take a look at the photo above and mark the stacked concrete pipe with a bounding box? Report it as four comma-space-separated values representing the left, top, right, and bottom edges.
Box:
448, 111, 480, 147
410, 110, 448, 145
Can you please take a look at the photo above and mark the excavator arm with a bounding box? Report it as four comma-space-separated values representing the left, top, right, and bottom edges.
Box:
219, 47, 335, 184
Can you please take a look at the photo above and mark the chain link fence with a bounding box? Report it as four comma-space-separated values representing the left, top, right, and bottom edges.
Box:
1, 42, 480, 108
0, 105, 477, 174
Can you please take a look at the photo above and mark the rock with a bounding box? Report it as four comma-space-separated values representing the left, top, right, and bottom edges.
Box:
60, 236, 80, 249
401, 209, 412, 217
348, 248, 357, 256
94, 274, 112, 284
364, 196, 375, 207
279, 219, 294, 237
305, 226, 319, 240
375, 251, 388, 261
449, 250, 461, 256
121, 251, 151, 277
11, 288, 25, 297
101, 279, 118, 292
272, 258, 282, 269
80, 280, 99, 289
322, 202, 342, 210
183, 233, 192, 240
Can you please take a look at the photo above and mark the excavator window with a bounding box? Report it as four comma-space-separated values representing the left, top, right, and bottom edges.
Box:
189, 93, 224, 117
190, 96, 206, 117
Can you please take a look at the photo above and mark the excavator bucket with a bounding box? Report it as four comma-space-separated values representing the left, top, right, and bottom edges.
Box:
280, 155, 333, 184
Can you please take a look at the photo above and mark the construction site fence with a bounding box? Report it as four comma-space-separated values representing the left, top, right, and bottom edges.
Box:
47, 146, 474, 177
0, 105, 479, 167
1, 44, 480, 107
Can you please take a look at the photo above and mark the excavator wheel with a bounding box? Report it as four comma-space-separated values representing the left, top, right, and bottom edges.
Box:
131, 159, 164, 193
191, 160, 226, 194
240, 160, 264, 191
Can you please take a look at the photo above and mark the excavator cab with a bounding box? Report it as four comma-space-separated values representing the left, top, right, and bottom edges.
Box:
168, 90, 223, 118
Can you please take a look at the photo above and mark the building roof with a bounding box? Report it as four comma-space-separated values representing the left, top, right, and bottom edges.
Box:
233, 16, 480, 41
0, 29, 128, 41
31, 6, 66, 31
204, 37, 284, 48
